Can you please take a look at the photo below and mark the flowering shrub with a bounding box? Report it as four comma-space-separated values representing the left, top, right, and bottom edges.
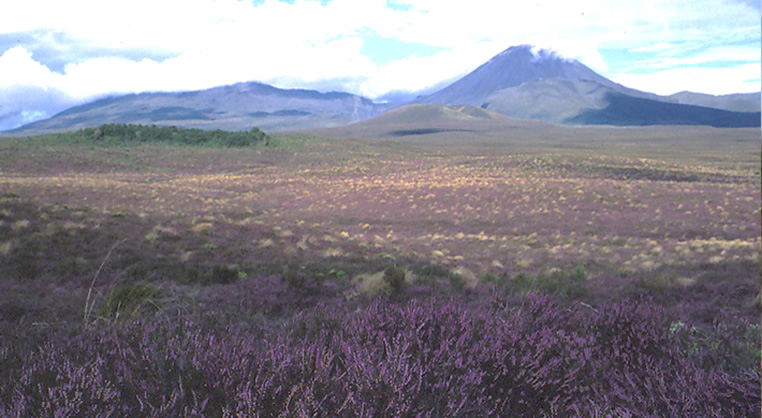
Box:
2, 295, 758, 417
1, 120, 758, 416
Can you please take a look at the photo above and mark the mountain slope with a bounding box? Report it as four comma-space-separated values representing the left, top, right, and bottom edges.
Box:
9, 82, 389, 135
480, 78, 761, 127
417, 45, 626, 107
568, 92, 761, 127
418, 45, 760, 127
480, 78, 612, 123
664, 91, 760, 113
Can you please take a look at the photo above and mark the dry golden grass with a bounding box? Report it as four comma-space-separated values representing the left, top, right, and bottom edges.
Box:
0, 128, 758, 278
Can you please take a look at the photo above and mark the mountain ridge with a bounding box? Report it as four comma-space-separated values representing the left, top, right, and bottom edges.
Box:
664, 91, 761, 113
5, 45, 760, 134
8, 81, 389, 135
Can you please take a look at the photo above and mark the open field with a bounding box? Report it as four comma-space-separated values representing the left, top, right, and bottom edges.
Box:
2, 125, 758, 285
0, 124, 760, 415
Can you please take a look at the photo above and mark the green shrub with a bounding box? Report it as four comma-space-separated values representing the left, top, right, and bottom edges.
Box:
181, 265, 240, 285
410, 263, 451, 285
537, 265, 588, 299
448, 274, 466, 292
328, 269, 348, 280
499, 272, 534, 295
383, 265, 406, 294
184, 268, 203, 284
497, 266, 588, 299
78, 124, 269, 147
479, 272, 498, 284
635, 271, 674, 293
283, 266, 304, 290
570, 264, 587, 282
210, 265, 240, 285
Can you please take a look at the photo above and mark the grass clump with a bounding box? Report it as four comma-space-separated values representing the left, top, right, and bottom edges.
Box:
494, 265, 588, 299
95, 282, 162, 322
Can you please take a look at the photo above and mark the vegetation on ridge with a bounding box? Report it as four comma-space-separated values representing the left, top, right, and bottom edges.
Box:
73, 123, 270, 147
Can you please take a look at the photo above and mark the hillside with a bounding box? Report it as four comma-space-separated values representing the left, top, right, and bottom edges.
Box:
8, 82, 390, 136
569, 93, 762, 127
357, 104, 507, 126
359, 104, 540, 138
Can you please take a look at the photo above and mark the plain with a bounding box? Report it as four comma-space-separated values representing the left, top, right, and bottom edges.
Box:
0, 121, 759, 416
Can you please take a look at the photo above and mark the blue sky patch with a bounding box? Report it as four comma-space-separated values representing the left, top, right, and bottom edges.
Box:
360, 35, 445, 66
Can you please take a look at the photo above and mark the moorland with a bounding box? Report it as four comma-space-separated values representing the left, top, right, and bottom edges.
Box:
0, 117, 760, 416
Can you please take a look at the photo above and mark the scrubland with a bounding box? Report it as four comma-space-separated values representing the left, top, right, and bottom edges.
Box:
0, 127, 759, 416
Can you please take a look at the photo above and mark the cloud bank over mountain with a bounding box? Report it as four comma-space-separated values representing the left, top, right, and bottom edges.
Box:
0, 0, 759, 130
9, 45, 759, 135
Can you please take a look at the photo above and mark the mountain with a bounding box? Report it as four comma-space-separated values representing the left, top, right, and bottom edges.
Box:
663, 91, 761, 113
7, 44, 760, 134
8, 82, 390, 135
418, 45, 760, 128
417, 45, 624, 107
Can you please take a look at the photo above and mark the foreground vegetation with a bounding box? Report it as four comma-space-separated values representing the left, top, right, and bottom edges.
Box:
2, 293, 758, 416
0, 127, 759, 415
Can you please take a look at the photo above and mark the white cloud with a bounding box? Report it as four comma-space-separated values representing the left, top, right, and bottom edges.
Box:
0, 46, 59, 88
630, 42, 678, 54
611, 63, 761, 96
360, 43, 507, 97
626, 44, 762, 71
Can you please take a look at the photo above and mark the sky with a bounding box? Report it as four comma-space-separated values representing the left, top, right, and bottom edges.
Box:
1, 0, 760, 130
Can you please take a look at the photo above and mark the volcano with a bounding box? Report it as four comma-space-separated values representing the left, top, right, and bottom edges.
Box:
417, 45, 760, 127
417, 45, 624, 107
